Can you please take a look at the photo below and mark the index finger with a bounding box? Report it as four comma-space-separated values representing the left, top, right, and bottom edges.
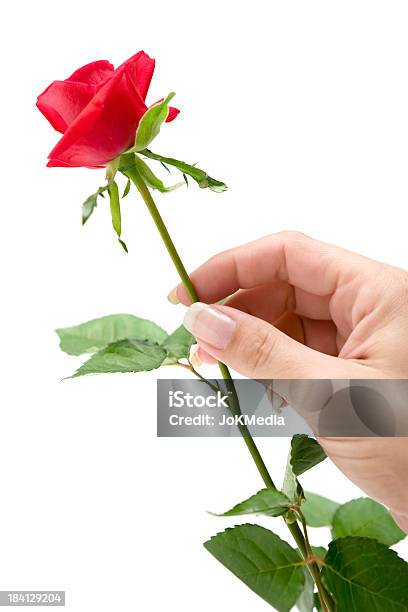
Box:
174, 231, 379, 305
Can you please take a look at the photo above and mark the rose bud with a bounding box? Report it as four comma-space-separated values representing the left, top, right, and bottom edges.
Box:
37, 51, 179, 169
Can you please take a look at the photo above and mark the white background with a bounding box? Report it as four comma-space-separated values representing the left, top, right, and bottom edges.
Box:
1, 1, 408, 610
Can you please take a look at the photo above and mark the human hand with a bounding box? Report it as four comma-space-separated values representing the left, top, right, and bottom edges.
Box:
169, 231, 408, 531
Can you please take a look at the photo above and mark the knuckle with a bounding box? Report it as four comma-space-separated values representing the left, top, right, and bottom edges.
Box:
276, 230, 310, 242
206, 248, 234, 270
206, 251, 224, 267
240, 326, 276, 374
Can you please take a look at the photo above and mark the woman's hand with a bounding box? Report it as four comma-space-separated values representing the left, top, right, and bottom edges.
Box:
170, 231, 408, 531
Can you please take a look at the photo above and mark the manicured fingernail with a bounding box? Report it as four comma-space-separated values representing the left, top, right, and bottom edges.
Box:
189, 344, 202, 368
167, 287, 180, 304
183, 303, 236, 349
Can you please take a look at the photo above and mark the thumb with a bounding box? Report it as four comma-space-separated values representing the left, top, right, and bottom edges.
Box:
183, 302, 349, 379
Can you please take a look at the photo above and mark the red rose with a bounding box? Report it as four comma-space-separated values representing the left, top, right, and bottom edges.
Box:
37, 51, 179, 169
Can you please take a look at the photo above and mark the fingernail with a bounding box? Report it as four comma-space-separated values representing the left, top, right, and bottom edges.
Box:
167, 287, 180, 304
183, 303, 236, 349
189, 344, 202, 368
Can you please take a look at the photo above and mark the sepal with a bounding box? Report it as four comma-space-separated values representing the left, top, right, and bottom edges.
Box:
127, 92, 176, 153
81, 185, 108, 225
108, 180, 128, 252
142, 148, 227, 192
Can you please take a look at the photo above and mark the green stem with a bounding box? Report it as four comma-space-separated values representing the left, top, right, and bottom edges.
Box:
176, 361, 220, 393
217, 360, 276, 489
125, 163, 276, 489
125, 163, 334, 611
124, 162, 197, 303
298, 511, 336, 612
284, 519, 331, 609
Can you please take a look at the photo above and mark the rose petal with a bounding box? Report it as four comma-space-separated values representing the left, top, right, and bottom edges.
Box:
166, 106, 180, 122
67, 60, 114, 86
47, 64, 148, 167
46, 158, 103, 169
36, 80, 96, 133
46, 158, 74, 167
117, 51, 155, 101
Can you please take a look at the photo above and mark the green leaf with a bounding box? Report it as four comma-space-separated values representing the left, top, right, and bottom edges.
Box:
282, 456, 304, 503
290, 435, 327, 476
132, 155, 183, 193
297, 568, 314, 612
302, 492, 340, 528
122, 179, 131, 198
213, 488, 290, 518
204, 524, 305, 612
132, 92, 176, 152
295, 547, 327, 612
82, 185, 107, 225
282, 436, 326, 503
332, 498, 406, 546
161, 325, 195, 362
108, 180, 127, 251
322, 537, 408, 611
72, 339, 167, 377
56, 314, 168, 356
142, 149, 227, 192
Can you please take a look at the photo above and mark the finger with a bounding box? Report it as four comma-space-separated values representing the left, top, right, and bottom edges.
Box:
224, 285, 339, 354
392, 512, 408, 534
224, 282, 332, 322
182, 303, 368, 379
189, 344, 216, 366
318, 437, 408, 516
173, 231, 379, 307
224, 282, 293, 321
193, 311, 338, 365
274, 312, 339, 356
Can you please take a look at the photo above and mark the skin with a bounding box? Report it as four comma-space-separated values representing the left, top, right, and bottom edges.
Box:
173, 231, 408, 531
